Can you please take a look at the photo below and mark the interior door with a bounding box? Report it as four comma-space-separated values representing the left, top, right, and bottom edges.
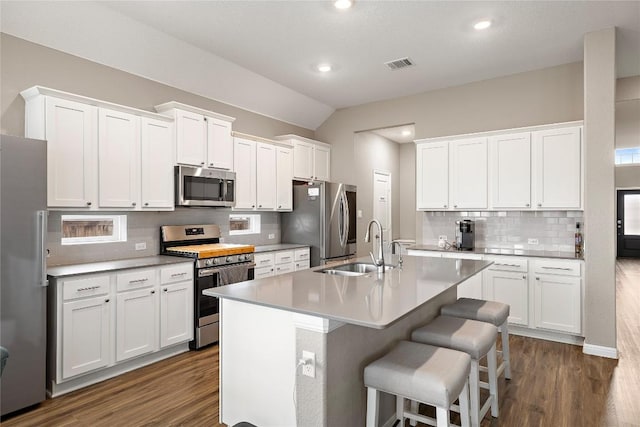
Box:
617, 189, 640, 258
373, 171, 391, 247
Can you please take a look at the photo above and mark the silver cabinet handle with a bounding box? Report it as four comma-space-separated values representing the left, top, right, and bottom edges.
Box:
86, 201, 92, 206
129, 278, 149, 284
535, 277, 540, 280
281, 256, 291, 261
170, 272, 187, 278
494, 263, 521, 268
201, 162, 205, 165
77, 285, 101, 292
541, 267, 572, 271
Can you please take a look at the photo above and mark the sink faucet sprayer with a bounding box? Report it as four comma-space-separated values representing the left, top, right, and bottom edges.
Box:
364, 219, 385, 273
390, 240, 404, 266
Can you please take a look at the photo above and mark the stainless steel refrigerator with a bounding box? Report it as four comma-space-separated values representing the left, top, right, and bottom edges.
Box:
0, 135, 48, 416
281, 182, 356, 267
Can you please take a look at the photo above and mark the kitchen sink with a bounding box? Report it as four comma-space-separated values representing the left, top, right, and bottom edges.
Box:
315, 262, 394, 277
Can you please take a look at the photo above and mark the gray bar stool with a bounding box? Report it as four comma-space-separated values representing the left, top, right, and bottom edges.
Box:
411, 316, 499, 427
441, 298, 512, 380
364, 340, 471, 427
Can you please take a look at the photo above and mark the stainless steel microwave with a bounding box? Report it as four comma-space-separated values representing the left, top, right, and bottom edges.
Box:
175, 166, 236, 207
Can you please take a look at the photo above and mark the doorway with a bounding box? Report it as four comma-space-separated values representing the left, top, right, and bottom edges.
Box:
373, 170, 392, 247
617, 189, 640, 257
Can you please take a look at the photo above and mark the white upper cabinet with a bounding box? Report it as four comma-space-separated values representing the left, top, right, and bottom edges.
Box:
276, 145, 293, 211
98, 108, 140, 209
255, 142, 277, 210
489, 132, 532, 209
532, 126, 582, 209
155, 102, 235, 170
22, 87, 175, 211
416, 142, 449, 209
450, 138, 488, 209
43, 97, 98, 208
275, 135, 331, 182
233, 137, 257, 210
140, 118, 174, 209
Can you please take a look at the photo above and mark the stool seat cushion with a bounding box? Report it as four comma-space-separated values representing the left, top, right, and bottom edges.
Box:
441, 298, 510, 327
364, 340, 471, 408
411, 316, 498, 359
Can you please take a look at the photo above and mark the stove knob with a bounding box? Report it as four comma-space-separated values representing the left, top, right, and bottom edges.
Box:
212, 258, 219, 265
226, 256, 233, 263
238, 254, 245, 261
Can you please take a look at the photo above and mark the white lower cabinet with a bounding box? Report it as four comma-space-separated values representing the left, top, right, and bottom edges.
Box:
116, 287, 158, 362
484, 270, 529, 326
254, 247, 310, 278
160, 281, 193, 348
533, 260, 582, 334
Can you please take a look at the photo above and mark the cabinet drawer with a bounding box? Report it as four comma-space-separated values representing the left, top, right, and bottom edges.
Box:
295, 260, 310, 271
294, 248, 310, 262
160, 263, 193, 285
275, 263, 294, 275
116, 268, 156, 292
255, 265, 275, 279
63, 274, 110, 301
485, 256, 528, 272
533, 259, 581, 277
275, 251, 294, 265
255, 253, 275, 268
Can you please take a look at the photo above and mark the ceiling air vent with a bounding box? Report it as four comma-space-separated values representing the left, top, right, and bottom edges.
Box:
384, 57, 414, 70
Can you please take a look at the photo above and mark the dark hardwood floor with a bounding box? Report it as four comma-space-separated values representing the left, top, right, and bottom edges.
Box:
3, 260, 639, 427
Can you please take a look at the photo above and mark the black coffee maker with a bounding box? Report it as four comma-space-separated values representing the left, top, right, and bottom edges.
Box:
455, 220, 475, 251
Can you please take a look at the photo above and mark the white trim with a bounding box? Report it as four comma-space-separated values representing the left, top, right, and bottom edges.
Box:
60, 214, 128, 245
292, 313, 345, 333
154, 101, 236, 122
274, 134, 331, 148
414, 120, 584, 144
507, 325, 585, 346
232, 131, 292, 147
583, 343, 619, 359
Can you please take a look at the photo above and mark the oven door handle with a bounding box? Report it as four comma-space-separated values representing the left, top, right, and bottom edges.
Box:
199, 262, 256, 277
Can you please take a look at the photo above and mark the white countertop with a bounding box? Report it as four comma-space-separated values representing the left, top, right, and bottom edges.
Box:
254, 243, 309, 253
47, 256, 193, 278
205, 255, 492, 329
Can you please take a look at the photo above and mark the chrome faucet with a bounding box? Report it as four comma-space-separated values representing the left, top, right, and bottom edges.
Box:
390, 240, 404, 266
364, 219, 385, 273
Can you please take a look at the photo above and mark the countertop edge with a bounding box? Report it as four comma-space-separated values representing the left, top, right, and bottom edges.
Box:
254, 243, 310, 253
47, 255, 194, 278
407, 245, 583, 260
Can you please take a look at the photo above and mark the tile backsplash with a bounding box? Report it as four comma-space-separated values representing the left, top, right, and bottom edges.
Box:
47, 208, 280, 266
420, 211, 584, 252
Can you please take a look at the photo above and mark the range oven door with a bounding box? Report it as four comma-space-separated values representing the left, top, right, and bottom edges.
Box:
176, 165, 236, 207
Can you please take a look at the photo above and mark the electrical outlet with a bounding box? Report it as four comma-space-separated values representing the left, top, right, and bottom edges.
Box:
302, 351, 315, 378
527, 238, 539, 245
135, 242, 147, 251
219, 237, 225, 243
438, 235, 448, 242
357, 209, 363, 218
268, 233, 275, 239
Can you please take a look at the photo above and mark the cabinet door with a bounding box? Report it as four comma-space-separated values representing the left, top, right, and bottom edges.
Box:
256, 142, 277, 209
276, 146, 293, 211
293, 140, 313, 180
534, 274, 581, 334
160, 281, 194, 348
98, 109, 140, 208
416, 142, 449, 209
313, 145, 331, 181
489, 132, 531, 209
116, 287, 158, 362
485, 270, 529, 326
44, 97, 97, 208
140, 118, 174, 209
62, 296, 110, 379
175, 110, 206, 166
533, 127, 582, 209
450, 138, 488, 209
206, 117, 233, 170
233, 138, 257, 209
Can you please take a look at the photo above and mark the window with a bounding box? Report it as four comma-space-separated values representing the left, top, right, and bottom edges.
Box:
229, 214, 261, 235
615, 147, 640, 165
61, 215, 127, 245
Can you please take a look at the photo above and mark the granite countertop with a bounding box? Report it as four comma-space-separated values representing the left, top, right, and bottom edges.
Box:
47, 255, 194, 278
407, 244, 583, 260
254, 243, 310, 253
205, 255, 492, 329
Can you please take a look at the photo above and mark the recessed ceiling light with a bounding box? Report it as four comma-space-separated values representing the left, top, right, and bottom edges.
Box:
334, 0, 352, 10
401, 130, 411, 137
473, 20, 492, 30
317, 64, 332, 73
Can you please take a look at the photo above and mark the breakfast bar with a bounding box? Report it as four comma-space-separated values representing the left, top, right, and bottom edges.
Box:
205, 255, 492, 427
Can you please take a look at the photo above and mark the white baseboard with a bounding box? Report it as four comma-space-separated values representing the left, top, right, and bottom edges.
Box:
583, 343, 619, 359
508, 325, 584, 346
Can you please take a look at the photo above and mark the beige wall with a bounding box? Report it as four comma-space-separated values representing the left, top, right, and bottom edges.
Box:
583, 28, 617, 350
615, 75, 640, 189
0, 33, 314, 139
399, 143, 417, 240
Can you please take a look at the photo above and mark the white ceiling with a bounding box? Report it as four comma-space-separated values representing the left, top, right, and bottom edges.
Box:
2, 1, 639, 130
370, 124, 416, 144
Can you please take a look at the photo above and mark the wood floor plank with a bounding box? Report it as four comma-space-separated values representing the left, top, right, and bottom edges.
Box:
2, 260, 639, 426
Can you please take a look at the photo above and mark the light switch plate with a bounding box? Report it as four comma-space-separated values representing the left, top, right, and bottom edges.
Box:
135, 242, 146, 251
527, 238, 539, 245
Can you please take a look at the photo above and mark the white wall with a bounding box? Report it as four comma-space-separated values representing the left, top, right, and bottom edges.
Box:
615, 75, 640, 188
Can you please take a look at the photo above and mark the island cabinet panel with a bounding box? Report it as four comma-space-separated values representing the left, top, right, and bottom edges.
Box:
489, 132, 532, 209
450, 138, 488, 209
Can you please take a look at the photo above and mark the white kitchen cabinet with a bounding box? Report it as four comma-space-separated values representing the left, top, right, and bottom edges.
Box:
256, 142, 277, 210
160, 280, 194, 348
532, 126, 582, 209
116, 287, 158, 362
489, 132, 532, 209
40, 97, 98, 208
533, 259, 582, 334
294, 248, 311, 271
140, 117, 174, 209
450, 138, 488, 209
276, 146, 293, 211
175, 109, 206, 167
234, 137, 257, 209
98, 108, 140, 209
275, 250, 294, 275
62, 295, 111, 379
416, 142, 449, 210
275, 135, 331, 182
206, 116, 233, 170
484, 269, 529, 326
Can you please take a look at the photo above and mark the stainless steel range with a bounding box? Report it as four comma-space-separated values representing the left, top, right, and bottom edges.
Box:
160, 224, 255, 349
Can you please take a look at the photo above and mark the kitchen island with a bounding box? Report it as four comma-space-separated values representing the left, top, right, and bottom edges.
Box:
205, 255, 492, 427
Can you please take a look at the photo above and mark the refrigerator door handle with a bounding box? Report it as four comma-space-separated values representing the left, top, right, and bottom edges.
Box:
338, 192, 345, 247
342, 191, 350, 248
37, 210, 48, 287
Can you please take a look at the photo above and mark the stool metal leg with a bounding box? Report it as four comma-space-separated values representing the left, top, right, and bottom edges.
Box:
366, 387, 380, 427
458, 379, 471, 427
500, 320, 512, 380
469, 360, 480, 427
436, 407, 450, 427
487, 343, 499, 418
396, 396, 406, 426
